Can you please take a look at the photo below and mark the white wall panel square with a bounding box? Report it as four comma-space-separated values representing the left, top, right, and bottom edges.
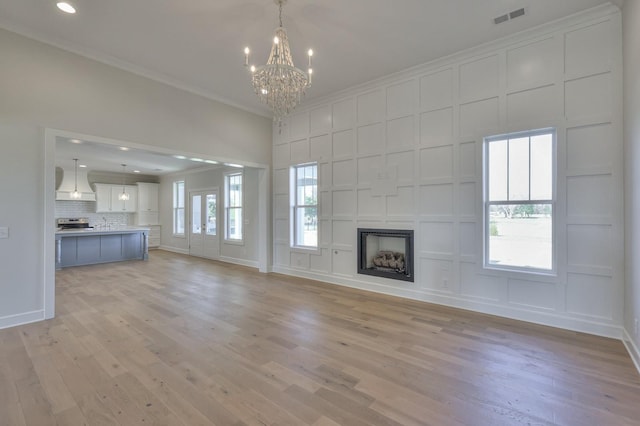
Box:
387, 116, 415, 150
290, 139, 309, 163
310, 134, 331, 160
357, 90, 385, 124
275, 219, 288, 242
460, 222, 475, 257
274, 194, 289, 218
567, 273, 613, 319
387, 80, 416, 118
332, 220, 354, 247
420, 222, 453, 255
275, 243, 290, 266
507, 279, 555, 310
459, 142, 476, 179
565, 21, 612, 78
357, 123, 384, 155
387, 151, 415, 183
274, 168, 288, 194
290, 251, 310, 269
332, 159, 355, 187
419, 258, 453, 291
567, 224, 612, 268
358, 189, 384, 216
420, 108, 453, 147
310, 249, 330, 273
419, 184, 453, 216
332, 249, 354, 276
357, 155, 383, 185
459, 55, 499, 103
507, 38, 556, 91
333, 98, 354, 130
459, 98, 499, 138
310, 105, 332, 135
289, 112, 309, 140
567, 175, 612, 218
566, 123, 613, 171
273, 144, 289, 166
419, 146, 453, 180
507, 85, 559, 125
320, 191, 331, 217
387, 186, 415, 216
460, 263, 504, 301
320, 219, 331, 245
333, 129, 354, 158
459, 183, 476, 217
332, 190, 355, 216
320, 163, 331, 188
420, 69, 453, 111
565, 73, 611, 121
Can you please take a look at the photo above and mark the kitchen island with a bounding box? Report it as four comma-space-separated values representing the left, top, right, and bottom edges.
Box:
55, 227, 149, 269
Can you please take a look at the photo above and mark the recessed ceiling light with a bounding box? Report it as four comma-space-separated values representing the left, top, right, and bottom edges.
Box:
69, 138, 82, 144
190, 158, 204, 162
56, 2, 76, 14
204, 160, 218, 164
119, 146, 130, 151
173, 155, 187, 160
79, 164, 87, 168
133, 170, 141, 173
225, 163, 244, 168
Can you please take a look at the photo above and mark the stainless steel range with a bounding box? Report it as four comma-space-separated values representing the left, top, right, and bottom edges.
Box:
57, 217, 93, 230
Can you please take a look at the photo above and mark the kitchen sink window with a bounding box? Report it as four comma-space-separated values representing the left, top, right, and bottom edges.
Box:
173, 180, 185, 236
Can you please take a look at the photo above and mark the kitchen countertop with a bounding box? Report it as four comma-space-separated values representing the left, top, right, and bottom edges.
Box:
55, 226, 150, 236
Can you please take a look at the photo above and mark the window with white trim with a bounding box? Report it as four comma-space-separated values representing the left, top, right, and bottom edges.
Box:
291, 163, 318, 248
484, 128, 555, 272
225, 173, 243, 241
173, 180, 185, 235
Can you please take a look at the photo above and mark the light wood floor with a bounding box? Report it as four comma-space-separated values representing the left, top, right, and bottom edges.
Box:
1, 251, 639, 426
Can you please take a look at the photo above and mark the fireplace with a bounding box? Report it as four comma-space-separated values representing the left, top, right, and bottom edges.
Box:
357, 228, 414, 282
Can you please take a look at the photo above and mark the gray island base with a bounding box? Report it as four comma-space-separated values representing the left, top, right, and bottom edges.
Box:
55, 228, 149, 269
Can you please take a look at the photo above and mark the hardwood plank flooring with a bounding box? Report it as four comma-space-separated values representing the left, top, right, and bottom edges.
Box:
1, 250, 639, 425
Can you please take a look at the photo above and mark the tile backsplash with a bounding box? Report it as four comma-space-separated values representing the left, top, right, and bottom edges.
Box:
55, 201, 133, 227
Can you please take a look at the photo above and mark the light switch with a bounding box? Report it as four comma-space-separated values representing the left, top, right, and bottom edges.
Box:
0, 227, 8, 239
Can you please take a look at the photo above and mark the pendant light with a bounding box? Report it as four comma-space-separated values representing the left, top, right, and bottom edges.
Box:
118, 164, 130, 201
69, 158, 81, 199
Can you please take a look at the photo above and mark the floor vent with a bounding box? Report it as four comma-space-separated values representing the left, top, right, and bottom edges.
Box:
494, 7, 525, 25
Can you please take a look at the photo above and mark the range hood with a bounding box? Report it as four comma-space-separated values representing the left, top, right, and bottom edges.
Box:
56, 168, 96, 201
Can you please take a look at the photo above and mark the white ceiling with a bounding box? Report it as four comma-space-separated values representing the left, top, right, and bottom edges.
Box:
1, 0, 617, 173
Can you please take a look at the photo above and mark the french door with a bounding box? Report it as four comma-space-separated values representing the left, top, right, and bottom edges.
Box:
189, 189, 219, 259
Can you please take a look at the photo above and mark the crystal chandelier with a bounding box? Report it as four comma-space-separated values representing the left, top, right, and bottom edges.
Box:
244, 0, 313, 122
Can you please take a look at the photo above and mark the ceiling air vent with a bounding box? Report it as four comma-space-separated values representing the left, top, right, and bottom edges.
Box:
494, 7, 526, 25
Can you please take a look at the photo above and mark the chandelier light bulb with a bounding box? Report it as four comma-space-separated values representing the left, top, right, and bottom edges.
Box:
250, 65, 256, 73
308, 49, 313, 57
244, 47, 250, 55
244, 47, 250, 66
274, 36, 279, 44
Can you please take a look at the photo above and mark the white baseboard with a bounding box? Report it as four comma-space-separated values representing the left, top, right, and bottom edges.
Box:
218, 256, 259, 269
623, 328, 640, 375
271, 266, 623, 339
0, 310, 45, 330
158, 245, 189, 255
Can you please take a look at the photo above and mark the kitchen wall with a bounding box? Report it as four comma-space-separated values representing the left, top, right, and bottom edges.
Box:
272, 5, 624, 337
0, 27, 271, 329
623, 0, 640, 369
159, 166, 260, 267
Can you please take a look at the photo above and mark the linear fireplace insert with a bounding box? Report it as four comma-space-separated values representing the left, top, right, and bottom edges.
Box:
357, 228, 414, 282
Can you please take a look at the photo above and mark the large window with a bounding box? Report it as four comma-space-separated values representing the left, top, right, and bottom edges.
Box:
173, 180, 185, 235
484, 129, 555, 272
225, 173, 243, 241
291, 163, 318, 248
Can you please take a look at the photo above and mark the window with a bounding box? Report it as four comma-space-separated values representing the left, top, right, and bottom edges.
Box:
173, 180, 185, 235
225, 173, 243, 241
484, 129, 555, 272
291, 163, 318, 248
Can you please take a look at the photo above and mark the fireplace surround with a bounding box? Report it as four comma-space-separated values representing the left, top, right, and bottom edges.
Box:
357, 228, 414, 282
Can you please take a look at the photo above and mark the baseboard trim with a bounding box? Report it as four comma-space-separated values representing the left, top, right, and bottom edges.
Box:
218, 256, 259, 269
271, 266, 623, 339
623, 328, 640, 375
158, 245, 189, 255
0, 310, 45, 330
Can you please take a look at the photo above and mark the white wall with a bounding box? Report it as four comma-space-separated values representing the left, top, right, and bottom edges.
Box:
159, 166, 260, 267
623, 0, 640, 369
272, 5, 624, 337
0, 29, 272, 329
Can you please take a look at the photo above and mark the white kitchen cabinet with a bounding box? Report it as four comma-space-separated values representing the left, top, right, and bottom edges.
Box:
95, 183, 138, 213
134, 182, 160, 225
148, 225, 161, 248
